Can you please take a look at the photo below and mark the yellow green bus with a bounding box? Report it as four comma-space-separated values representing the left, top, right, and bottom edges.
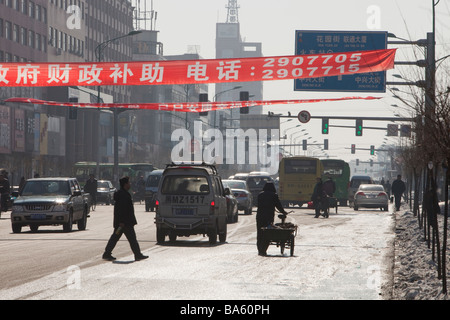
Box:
278, 157, 323, 207
320, 159, 350, 206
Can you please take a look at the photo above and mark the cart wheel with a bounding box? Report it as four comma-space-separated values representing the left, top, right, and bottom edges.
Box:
290, 235, 295, 256
280, 241, 285, 254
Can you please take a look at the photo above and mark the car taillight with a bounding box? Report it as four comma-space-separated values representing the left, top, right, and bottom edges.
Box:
210, 201, 215, 215
356, 192, 365, 196
377, 192, 387, 197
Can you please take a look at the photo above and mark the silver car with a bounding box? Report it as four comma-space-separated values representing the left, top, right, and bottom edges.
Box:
353, 184, 389, 211
222, 180, 253, 215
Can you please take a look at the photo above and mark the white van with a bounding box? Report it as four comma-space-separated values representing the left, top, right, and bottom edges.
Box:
155, 163, 228, 244
348, 175, 374, 207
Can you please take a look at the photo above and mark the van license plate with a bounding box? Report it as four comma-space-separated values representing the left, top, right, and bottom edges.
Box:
31, 214, 47, 220
174, 208, 195, 216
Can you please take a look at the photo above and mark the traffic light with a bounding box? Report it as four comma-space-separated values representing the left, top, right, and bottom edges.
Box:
199, 93, 209, 116
370, 159, 374, 167
321, 118, 329, 134
239, 91, 249, 114
356, 159, 359, 166
355, 119, 363, 136
324, 139, 329, 150
370, 145, 375, 155
302, 139, 307, 151
351, 144, 356, 154
68, 97, 78, 120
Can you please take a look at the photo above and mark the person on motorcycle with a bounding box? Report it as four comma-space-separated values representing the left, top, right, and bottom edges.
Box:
84, 174, 98, 210
134, 175, 146, 202
323, 176, 336, 197
312, 177, 324, 218
0, 170, 10, 212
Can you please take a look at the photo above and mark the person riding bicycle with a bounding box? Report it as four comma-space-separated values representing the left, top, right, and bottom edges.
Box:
85, 174, 98, 210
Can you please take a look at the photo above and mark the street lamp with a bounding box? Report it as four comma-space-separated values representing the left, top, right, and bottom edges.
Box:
95, 30, 143, 186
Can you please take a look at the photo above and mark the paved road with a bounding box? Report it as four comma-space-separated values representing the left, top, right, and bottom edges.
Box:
0, 203, 396, 300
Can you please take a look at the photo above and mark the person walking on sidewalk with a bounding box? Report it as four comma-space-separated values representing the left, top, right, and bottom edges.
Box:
103, 176, 148, 262
391, 175, 406, 211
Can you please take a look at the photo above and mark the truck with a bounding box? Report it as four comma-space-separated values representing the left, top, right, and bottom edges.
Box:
11, 177, 90, 233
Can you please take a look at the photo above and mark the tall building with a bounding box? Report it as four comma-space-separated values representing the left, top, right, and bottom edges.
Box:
215, 0, 265, 175
129, 28, 207, 168
215, 0, 263, 121
0, 0, 136, 181
0, 0, 49, 181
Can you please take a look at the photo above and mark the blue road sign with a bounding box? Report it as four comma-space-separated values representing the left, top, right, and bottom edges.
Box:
294, 30, 387, 92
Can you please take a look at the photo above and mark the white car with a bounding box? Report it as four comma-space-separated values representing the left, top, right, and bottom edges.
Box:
353, 184, 389, 211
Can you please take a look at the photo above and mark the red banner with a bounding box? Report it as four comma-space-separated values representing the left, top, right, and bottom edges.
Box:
6, 96, 381, 113
0, 49, 396, 87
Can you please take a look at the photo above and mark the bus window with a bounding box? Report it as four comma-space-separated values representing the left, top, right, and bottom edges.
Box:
284, 159, 317, 174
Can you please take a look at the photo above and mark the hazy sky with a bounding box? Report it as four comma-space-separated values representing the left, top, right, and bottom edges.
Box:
139, 0, 450, 162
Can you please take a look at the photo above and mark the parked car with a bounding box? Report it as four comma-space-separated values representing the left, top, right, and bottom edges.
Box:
232, 173, 249, 181
145, 169, 163, 212
348, 175, 374, 207
11, 178, 89, 233
246, 172, 274, 206
224, 187, 238, 223
353, 184, 389, 211
96, 180, 116, 205
222, 179, 253, 215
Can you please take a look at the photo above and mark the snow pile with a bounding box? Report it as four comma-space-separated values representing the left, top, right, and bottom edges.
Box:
392, 208, 449, 300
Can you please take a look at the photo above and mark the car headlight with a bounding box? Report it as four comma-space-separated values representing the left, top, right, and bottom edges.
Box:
53, 203, 67, 212
12, 205, 24, 212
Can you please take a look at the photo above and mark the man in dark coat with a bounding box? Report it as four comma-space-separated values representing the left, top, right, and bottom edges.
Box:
256, 182, 288, 256
391, 174, 406, 211
103, 176, 148, 261
312, 177, 324, 218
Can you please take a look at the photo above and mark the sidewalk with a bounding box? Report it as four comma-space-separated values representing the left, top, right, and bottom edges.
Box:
391, 203, 449, 300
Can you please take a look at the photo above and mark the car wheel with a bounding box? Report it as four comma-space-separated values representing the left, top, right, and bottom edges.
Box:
30, 225, 39, 233
63, 211, 73, 232
169, 233, 177, 242
156, 228, 165, 244
77, 207, 88, 231
209, 225, 218, 244
12, 224, 22, 233
219, 222, 227, 243
354, 205, 359, 211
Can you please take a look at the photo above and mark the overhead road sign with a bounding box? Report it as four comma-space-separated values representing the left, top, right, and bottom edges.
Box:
295, 30, 387, 92
298, 110, 311, 123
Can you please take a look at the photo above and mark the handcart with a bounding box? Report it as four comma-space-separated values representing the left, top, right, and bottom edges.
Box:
261, 213, 297, 256
326, 196, 338, 215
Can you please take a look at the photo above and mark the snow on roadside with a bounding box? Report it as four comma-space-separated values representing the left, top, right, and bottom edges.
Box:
392, 205, 449, 300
